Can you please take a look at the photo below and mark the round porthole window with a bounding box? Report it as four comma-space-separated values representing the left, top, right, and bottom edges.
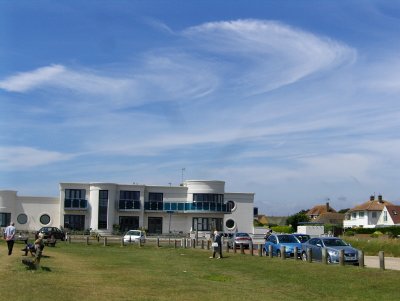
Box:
17, 213, 28, 225
225, 219, 236, 230
40, 214, 51, 225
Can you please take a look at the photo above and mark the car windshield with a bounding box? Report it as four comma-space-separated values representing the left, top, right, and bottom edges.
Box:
277, 235, 298, 243
236, 233, 249, 238
126, 231, 141, 236
323, 239, 348, 246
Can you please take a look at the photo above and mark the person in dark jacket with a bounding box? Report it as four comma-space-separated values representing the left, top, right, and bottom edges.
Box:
210, 230, 223, 259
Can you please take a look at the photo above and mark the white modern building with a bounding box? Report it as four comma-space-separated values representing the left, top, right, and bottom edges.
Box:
1, 180, 255, 236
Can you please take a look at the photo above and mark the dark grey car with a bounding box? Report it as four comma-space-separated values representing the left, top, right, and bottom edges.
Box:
301, 237, 359, 265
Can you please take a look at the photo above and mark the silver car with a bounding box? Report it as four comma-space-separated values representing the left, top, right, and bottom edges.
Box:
123, 230, 146, 244
301, 237, 359, 265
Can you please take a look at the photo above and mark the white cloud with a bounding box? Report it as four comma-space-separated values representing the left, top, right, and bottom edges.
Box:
0, 65, 65, 92
182, 19, 357, 94
0, 146, 74, 169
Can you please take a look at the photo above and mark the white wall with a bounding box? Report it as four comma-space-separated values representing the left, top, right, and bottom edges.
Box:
0, 190, 59, 231
224, 192, 254, 234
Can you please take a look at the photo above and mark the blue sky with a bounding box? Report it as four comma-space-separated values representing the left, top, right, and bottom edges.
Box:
1, 0, 400, 215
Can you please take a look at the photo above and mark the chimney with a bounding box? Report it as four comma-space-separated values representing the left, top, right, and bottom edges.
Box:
378, 195, 383, 203
326, 202, 330, 212
370, 195, 375, 201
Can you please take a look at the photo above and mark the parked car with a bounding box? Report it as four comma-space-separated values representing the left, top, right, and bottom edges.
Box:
301, 237, 359, 265
123, 230, 146, 244
263, 234, 302, 258
228, 232, 252, 249
292, 233, 311, 243
35, 227, 65, 241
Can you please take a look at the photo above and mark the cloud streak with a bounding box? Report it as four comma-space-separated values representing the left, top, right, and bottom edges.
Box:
182, 19, 357, 95
0, 146, 74, 169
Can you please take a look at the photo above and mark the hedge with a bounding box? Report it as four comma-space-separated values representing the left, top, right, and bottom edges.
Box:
345, 226, 400, 236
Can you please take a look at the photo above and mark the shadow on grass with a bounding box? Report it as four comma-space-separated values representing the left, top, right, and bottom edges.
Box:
23, 265, 52, 272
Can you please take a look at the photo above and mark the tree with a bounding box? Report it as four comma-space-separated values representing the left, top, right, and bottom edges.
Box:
286, 212, 310, 230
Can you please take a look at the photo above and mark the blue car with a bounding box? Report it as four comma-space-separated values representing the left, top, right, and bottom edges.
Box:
264, 234, 302, 258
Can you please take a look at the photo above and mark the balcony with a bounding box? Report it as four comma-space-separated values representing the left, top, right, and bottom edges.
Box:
64, 199, 88, 210
144, 201, 230, 213
118, 199, 141, 211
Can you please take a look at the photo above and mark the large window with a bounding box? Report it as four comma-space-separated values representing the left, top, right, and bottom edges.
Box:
146, 193, 163, 210
192, 194, 224, 211
192, 217, 222, 231
119, 216, 139, 233
64, 215, 85, 231
119, 190, 140, 210
65, 189, 86, 199
65, 189, 87, 209
193, 194, 224, 204
0, 212, 11, 227
98, 190, 108, 229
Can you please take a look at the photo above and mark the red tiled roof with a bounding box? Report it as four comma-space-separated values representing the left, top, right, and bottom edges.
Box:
314, 212, 344, 224
386, 205, 400, 224
349, 199, 393, 212
307, 204, 336, 216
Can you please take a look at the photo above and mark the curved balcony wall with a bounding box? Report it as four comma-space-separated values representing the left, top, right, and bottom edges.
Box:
184, 180, 225, 194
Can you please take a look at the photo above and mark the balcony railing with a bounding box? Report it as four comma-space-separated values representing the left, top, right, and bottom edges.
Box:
118, 199, 141, 210
64, 199, 88, 210
144, 201, 230, 213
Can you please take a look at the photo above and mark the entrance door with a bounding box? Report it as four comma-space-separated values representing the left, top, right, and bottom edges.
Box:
119, 216, 139, 233
148, 217, 163, 234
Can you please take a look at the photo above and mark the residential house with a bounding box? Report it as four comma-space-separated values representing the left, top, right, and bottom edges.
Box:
377, 205, 400, 227
307, 202, 336, 220
343, 195, 393, 228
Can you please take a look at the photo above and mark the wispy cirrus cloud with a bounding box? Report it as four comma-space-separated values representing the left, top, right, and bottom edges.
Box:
0, 64, 131, 96
0, 19, 356, 104
182, 19, 357, 95
0, 65, 65, 92
0, 146, 74, 169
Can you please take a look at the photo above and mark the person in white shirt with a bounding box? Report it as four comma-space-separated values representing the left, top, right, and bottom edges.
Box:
4, 222, 16, 255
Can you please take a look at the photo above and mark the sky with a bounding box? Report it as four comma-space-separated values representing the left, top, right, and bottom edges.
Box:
1, 0, 400, 216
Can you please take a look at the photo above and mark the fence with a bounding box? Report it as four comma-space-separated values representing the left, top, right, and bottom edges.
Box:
62, 235, 389, 270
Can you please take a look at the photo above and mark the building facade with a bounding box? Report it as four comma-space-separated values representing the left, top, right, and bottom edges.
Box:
1, 180, 255, 236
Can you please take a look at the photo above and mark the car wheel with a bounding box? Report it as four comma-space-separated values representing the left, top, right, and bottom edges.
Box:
276, 250, 281, 257
301, 252, 307, 261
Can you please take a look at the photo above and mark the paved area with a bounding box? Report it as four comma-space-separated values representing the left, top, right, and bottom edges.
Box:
364, 256, 400, 271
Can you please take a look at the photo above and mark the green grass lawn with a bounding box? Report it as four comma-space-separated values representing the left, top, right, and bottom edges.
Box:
1, 240, 399, 301
344, 236, 400, 257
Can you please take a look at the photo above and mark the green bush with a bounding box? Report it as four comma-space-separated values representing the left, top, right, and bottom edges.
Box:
271, 225, 294, 233
344, 230, 355, 237
370, 231, 383, 238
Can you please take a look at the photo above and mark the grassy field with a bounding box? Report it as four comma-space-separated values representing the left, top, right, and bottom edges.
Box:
1, 240, 399, 301
343, 236, 400, 257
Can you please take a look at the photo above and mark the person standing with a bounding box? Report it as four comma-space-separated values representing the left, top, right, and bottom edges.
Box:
4, 222, 16, 255
210, 230, 223, 259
